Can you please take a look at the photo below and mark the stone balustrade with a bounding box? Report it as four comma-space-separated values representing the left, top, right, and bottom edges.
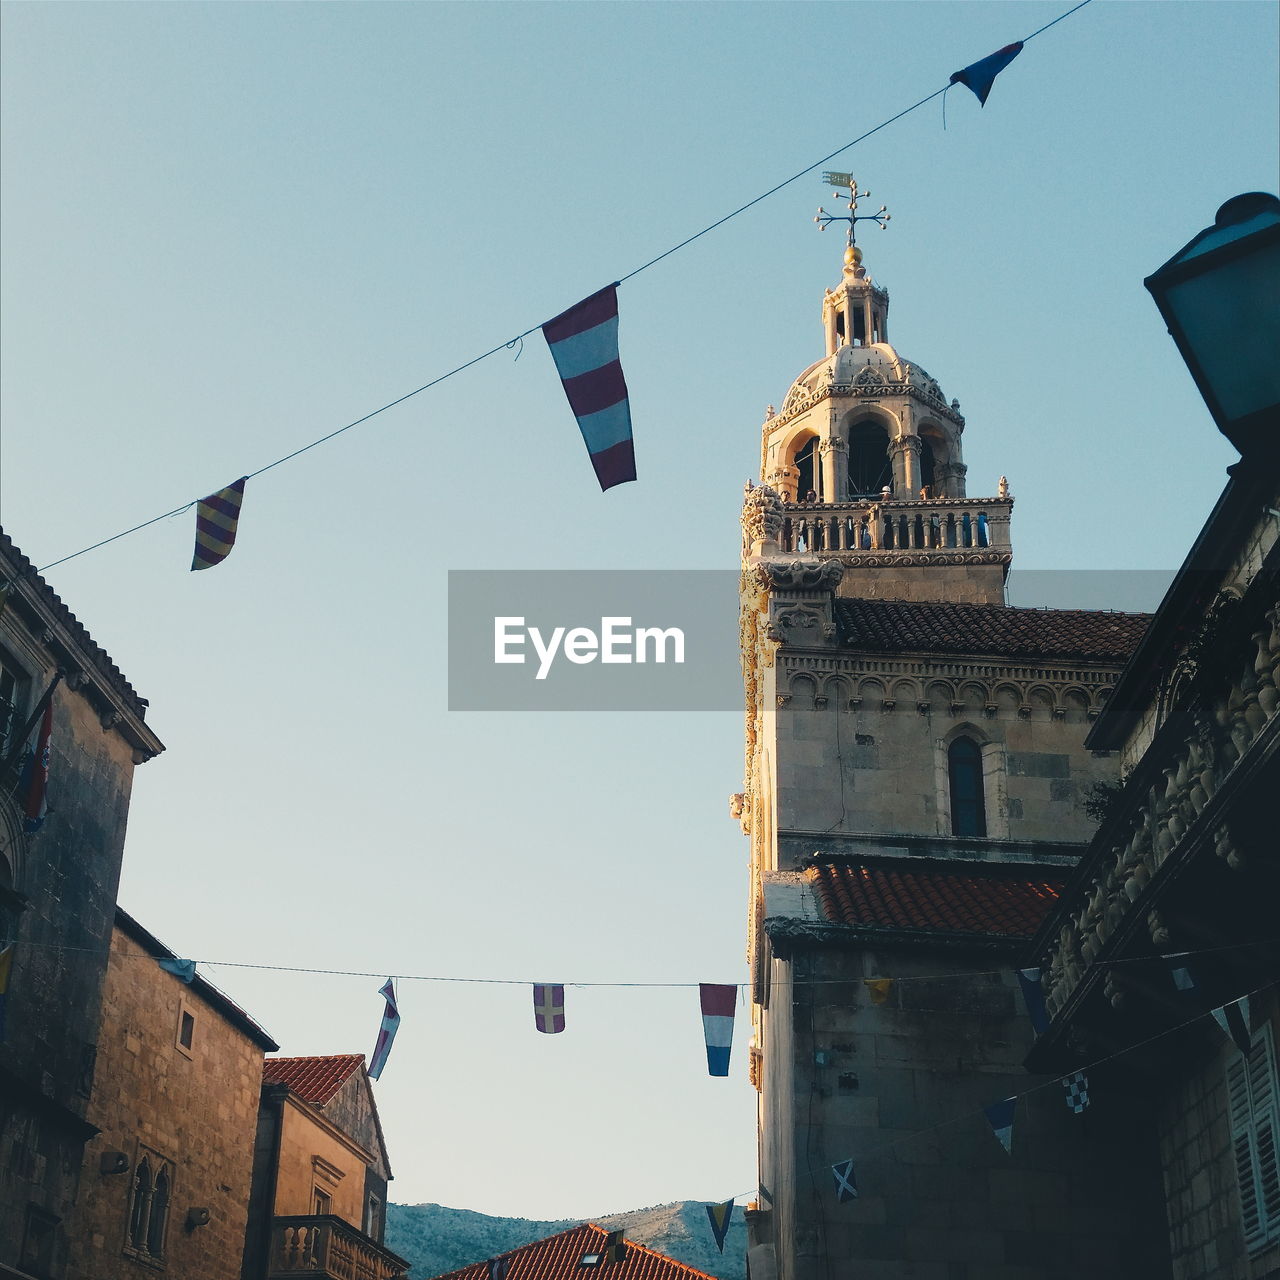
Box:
779, 496, 1011, 556
270, 1215, 409, 1280
1031, 601, 1280, 1027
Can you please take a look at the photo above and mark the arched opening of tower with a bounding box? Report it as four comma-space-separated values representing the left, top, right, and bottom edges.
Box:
847, 421, 892, 497
793, 436, 819, 501
918, 438, 937, 494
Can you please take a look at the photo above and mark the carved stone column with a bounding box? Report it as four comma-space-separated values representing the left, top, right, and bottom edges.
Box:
890, 436, 921, 497
741, 485, 784, 558
819, 436, 847, 504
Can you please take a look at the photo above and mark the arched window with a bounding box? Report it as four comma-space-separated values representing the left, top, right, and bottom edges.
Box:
948, 737, 987, 837
847, 421, 892, 497
918, 438, 936, 492
129, 1159, 152, 1249
147, 1168, 170, 1256
792, 436, 819, 501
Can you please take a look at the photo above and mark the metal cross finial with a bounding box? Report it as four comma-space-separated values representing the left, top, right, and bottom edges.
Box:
814, 173, 890, 248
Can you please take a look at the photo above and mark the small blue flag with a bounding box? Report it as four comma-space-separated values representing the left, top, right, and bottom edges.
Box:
984, 1097, 1016, 1154
1016, 968, 1050, 1036
950, 41, 1024, 106
158, 957, 196, 984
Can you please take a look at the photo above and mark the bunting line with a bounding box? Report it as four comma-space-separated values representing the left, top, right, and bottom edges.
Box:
32, 0, 1095, 575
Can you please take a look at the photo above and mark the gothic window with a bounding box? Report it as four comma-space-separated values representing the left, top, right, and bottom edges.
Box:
0, 652, 28, 761
1228, 1023, 1280, 1251
127, 1151, 173, 1262
847, 421, 891, 497
948, 737, 987, 837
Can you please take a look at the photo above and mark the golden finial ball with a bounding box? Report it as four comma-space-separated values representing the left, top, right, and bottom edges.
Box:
844, 244, 863, 268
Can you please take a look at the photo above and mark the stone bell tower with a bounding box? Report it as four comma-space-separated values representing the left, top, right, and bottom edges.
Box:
749, 181, 1013, 605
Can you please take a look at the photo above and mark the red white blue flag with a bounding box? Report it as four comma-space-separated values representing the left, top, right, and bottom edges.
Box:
542, 285, 636, 492
368, 978, 400, 1080
700, 983, 736, 1077
533, 984, 565, 1034
950, 41, 1024, 106
18, 701, 52, 835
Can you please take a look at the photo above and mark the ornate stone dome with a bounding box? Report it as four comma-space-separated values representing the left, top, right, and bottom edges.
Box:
780, 341, 949, 416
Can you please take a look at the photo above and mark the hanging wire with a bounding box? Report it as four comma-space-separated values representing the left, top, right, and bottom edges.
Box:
32, 0, 1094, 577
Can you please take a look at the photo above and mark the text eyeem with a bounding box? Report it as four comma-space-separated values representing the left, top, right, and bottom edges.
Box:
494, 616, 686, 680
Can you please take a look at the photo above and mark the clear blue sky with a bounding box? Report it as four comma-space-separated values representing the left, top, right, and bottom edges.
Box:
2, 0, 1277, 1220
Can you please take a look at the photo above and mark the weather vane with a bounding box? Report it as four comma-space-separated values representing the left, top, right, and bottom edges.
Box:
814, 173, 890, 249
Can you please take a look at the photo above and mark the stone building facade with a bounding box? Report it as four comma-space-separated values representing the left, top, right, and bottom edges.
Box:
65, 909, 278, 1280
1024, 457, 1280, 1278
243, 1054, 407, 1280
735, 231, 1175, 1279
0, 531, 164, 1280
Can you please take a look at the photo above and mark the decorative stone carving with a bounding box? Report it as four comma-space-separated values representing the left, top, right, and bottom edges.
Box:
742, 484, 784, 552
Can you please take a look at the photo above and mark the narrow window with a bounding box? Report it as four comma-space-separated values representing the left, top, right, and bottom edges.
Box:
147, 1168, 170, 1257
1229, 1024, 1280, 1251
948, 737, 987, 837
313, 1187, 332, 1217
365, 1192, 382, 1239
178, 1008, 195, 1051
20, 1206, 58, 1277
129, 1158, 152, 1249
847, 421, 891, 497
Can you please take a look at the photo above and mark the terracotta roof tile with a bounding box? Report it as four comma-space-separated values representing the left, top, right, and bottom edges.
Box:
429, 1225, 719, 1280
262, 1053, 365, 1105
810, 863, 1064, 939
833, 597, 1151, 662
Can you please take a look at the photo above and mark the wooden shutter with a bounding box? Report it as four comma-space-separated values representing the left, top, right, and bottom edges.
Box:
1229, 1024, 1280, 1250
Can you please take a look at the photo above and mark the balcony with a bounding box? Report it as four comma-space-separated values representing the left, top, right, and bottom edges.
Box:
269, 1215, 410, 1280
778, 495, 1012, 559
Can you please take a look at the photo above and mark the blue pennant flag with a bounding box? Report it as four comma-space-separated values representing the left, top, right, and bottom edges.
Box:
705, 1200, 735, 1252
950, 41, 1024, 106
984, 1097, 1016, 1154
1016, 968, 1050, 1036
831, 1158, 858, 1202
1212, 997, 1253, 1055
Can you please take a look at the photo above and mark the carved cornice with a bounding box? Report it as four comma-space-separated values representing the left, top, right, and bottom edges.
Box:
752, 558, 846, 594
770, 381, 964, 433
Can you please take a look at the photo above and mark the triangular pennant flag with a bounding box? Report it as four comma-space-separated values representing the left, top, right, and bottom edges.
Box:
984, 1096, 1016, 1154
705, 1201, 735, 1253
191, 476, 248, 571
0, 944, 14, 1041
1016, 968, 1050, 1036
368, 978, 400, 1080
864, 978, 894, 1006
158, 957, 196, 984
949, 41, 1024, 106
831, 1158, 858, 1202
542, 285, 636, 491
533, 983, 565, 1034
18, 701, 53, 835
700, 983, 736, 1076
1062, 1071, 1090, 1113
1212, 996, 1253, 1055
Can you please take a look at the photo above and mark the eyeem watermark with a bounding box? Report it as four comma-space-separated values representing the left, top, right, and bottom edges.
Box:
494, 616, 685, 680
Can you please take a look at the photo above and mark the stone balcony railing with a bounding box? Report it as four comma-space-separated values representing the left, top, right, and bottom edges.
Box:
269, 1215, 410, 1280
1025, 599, 1280, 1046
778, 496, 1012, 557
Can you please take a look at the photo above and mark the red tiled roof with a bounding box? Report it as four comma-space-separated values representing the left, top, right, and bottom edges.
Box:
833, 597, 1151, 662
262, 1054, 365, 1105
810, 863, 1065, 939
429, 1225, 719, 1280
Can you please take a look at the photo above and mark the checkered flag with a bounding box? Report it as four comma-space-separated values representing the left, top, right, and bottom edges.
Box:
1062, 1071, 1090, 1113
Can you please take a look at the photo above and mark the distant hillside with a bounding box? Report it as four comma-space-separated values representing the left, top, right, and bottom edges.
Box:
386, 1200, 746, 1280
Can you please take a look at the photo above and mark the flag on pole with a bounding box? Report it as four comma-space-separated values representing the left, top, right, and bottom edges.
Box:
700, 983, 736, 1076
158, 957, 196, 984
191, 477, 248, 571
705, 1201, 735, 1252
831, 1158, 858, 1202
950, 41, 1024, 106
18, 701, 52, 835
1016, 968, 1050, 1036
1062, 1071, 1090, 1113
368, 979, 400, 1080
864, 978, 894, 1006
984, 1097, 1016, 1154
533, 983, 565, 1034
542, 285, 636, 491
1212, 997, 1253, 1055
0, 945, 13, 1041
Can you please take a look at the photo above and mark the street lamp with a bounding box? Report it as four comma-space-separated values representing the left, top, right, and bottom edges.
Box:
1144, 191, 1280, 457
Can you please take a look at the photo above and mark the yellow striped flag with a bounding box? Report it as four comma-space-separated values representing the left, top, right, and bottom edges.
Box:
192, 477, 248, 571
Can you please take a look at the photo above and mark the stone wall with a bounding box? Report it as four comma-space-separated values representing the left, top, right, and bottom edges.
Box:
1156, 991, 1280, 1280
66, 924, 266, 1280
755, 943, 1171, 1280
